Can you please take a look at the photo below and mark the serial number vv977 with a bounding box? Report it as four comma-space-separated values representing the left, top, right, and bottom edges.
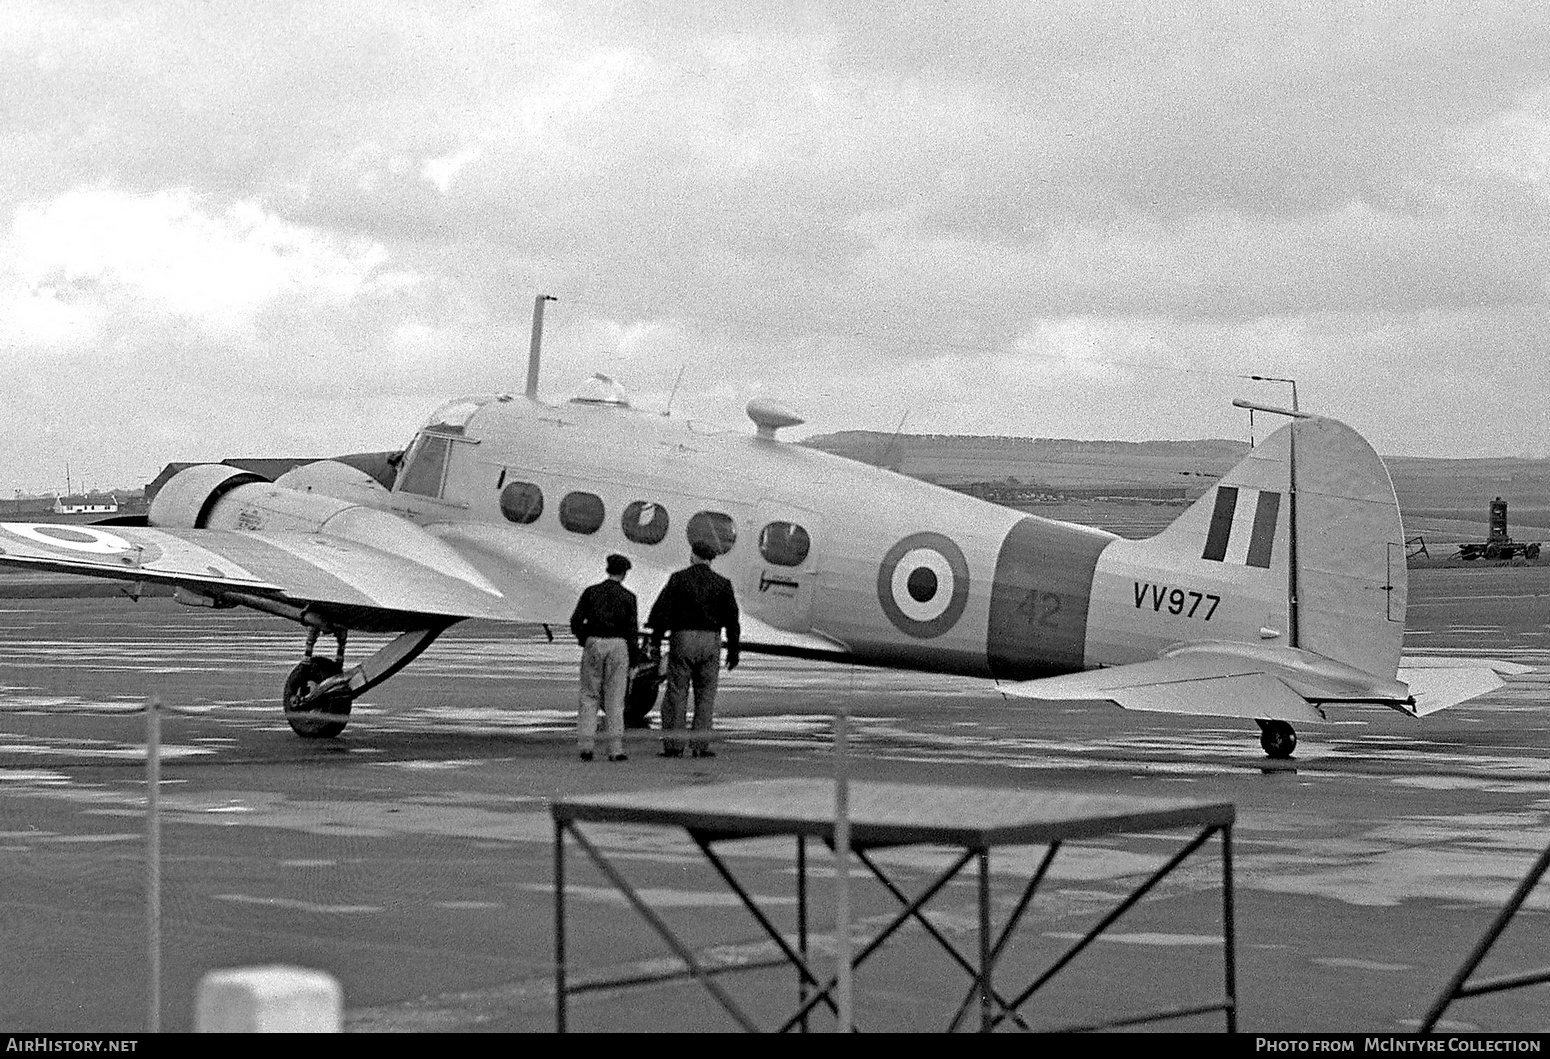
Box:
1133, 582, 1220, 620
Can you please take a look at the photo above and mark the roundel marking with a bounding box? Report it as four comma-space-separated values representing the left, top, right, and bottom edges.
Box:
877, 532, 970, 638
8, 523, 136, 555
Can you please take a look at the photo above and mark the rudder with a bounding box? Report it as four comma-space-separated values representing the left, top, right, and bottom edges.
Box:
1100, 414, 1406, 684
1287, 415, 1406, 683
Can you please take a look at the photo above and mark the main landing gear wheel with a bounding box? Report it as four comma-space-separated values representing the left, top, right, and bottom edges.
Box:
1256, 719, 1297, 759
283, 656, 352, 738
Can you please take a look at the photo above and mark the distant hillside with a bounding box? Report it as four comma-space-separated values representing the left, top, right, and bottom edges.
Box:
802, 432, 1550, 546
804, 431, 1247, 495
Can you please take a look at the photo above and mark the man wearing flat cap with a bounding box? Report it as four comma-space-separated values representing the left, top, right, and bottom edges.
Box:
647, 538, 741, 758
569, 553, 639, 762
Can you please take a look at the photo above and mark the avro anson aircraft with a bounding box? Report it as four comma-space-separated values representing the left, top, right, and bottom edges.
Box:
0, 376, 1517, 757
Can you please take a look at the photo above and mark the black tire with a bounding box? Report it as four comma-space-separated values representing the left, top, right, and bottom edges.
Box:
1529, 545, 1542, 561
283, 656, 351, 738
1257, 720, 1297, 759
623, 664, 662, 729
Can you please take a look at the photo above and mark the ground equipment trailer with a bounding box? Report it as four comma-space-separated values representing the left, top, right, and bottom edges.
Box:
1457, 497, 1541, 561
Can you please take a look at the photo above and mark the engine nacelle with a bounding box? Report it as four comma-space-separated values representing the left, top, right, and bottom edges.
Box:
145, 463, 495, 591
148, 462, 392, 533
147, 465, 269, 528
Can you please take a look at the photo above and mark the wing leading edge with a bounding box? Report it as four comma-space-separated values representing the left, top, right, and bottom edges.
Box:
0, 522, 514, 623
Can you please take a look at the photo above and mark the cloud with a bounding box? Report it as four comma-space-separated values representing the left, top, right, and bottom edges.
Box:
3, 1, 1550, 493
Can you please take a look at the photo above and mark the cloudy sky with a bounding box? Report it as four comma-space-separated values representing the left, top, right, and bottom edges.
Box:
5, 1, 1550, 494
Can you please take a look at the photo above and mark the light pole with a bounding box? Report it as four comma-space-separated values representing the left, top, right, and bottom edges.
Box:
1246, 374, 1298, 412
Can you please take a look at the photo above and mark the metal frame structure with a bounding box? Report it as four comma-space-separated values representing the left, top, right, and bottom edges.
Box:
1420, 841, 1550, 1033
551, 778, 1237, 1033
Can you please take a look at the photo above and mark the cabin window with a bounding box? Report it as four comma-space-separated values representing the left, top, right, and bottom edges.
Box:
687, 511, 737, 556
398, 434, 451, 498
499, 481, 544, 524
560, 491, 605, 534
622, 500, 670, 545
759, 521, 810, 567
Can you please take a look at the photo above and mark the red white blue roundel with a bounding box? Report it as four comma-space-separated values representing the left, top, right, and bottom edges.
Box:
6, 523, 136, 554
876, 532, 970, 638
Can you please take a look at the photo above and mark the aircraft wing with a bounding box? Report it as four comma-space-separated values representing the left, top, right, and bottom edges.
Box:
0, 522, 513, 622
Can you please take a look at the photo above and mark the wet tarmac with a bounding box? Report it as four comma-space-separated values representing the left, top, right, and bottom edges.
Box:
1, 568, 1549, 1032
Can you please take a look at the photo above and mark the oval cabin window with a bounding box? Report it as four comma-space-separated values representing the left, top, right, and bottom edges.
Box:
759, 521, 811, 567
687, 511, 737, 556
560, 491, 606, 534
622, 500, 670, 545
499, 481, 544, 524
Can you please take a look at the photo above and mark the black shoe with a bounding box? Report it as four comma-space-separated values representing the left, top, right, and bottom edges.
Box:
578, 751, 594, 762
691, 748, 716, 759
607, 753, 628, 763
658, 748, 683, 758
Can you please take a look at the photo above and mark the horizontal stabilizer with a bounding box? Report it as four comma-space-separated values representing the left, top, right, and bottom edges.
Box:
1397, 656, 1531, 716
1000, 639, 1459, 721
1003, 655, 1325, 722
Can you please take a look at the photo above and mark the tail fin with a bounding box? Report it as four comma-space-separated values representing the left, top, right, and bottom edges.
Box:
1105, 414, 1405, 684
1286, 416, 1406, 682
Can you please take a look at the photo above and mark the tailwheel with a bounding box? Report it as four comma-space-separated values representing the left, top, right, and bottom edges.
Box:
1256, 718, 1297, 759
283, 656, 352, 738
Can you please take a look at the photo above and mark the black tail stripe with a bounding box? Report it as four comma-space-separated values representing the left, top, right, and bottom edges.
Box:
1202, 486, 1238, 561
1247, 490, 1281, 569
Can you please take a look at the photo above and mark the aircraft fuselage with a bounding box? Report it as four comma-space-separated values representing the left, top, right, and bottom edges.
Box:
368, 395, 1291, 682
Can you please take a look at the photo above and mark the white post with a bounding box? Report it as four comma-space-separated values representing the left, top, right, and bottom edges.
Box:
146, 697, 161, 1034
196, 967, 342, 1031
834, 698, 852, 1032
526, 294, 556, 398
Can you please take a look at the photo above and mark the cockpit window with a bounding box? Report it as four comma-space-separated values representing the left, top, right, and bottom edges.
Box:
398, 433, 451, 497
687, 511, 737, 556
622, 501, 669, 544
759, 521, 811, 567
560, 491, 605, 534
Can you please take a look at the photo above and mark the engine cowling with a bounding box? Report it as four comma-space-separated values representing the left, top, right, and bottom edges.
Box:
148, 463, 390, 532
147, 465, 270, 528
145, 463, 496, 592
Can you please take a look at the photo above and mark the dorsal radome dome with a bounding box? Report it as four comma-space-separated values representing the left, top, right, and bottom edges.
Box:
747, 398, 805, 439
570, 373, 632, 407
422, 397, 487, 435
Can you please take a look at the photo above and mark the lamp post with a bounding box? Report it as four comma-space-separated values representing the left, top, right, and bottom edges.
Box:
1246, 374, 1298, 412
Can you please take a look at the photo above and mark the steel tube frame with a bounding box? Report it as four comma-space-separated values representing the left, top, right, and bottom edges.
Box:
1420, 839, 1550, 1034
551, 817, 1236, 1033
992, 823, 1234, 1032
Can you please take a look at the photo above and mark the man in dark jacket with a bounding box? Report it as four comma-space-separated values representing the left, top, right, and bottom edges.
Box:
569, 553, 639, 762
647, 540, 741, 758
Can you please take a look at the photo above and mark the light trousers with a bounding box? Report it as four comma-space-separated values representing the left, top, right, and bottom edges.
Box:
578, 637, 628, 755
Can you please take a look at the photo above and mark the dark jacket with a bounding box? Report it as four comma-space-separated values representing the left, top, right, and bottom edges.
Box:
647, 563, 741, 654
570, 579, 640, 661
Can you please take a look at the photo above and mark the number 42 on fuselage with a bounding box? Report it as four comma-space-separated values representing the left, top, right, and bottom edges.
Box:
0, 380, 1520, 758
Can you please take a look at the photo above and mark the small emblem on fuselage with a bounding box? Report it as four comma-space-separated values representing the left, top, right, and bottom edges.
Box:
876, 532, 970, 638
